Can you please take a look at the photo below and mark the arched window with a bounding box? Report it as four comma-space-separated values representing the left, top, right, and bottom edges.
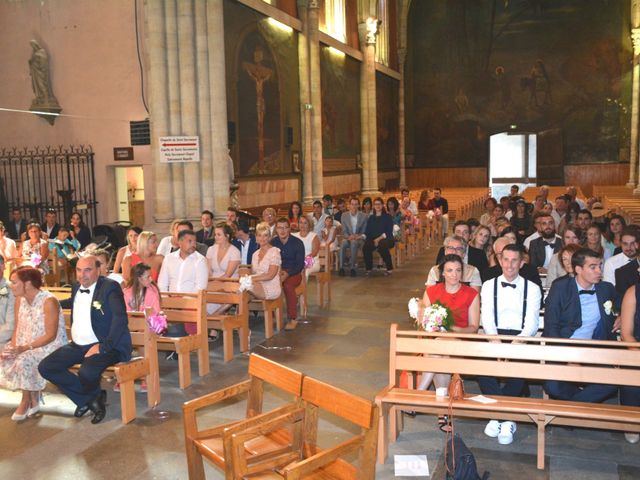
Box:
322, 0, 346, 43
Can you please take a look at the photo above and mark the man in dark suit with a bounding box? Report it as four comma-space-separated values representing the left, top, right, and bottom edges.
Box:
529, 213, 560, 272
195, 210, 214, 247
43, 209, 60, 239
339, 197, 368, 276
6, 208, 27, 240
232, 220, 258, 265
436, 220, 489, 273
542, 248, 619, 403
39, 255, 132, 424
613, 229, 640, 295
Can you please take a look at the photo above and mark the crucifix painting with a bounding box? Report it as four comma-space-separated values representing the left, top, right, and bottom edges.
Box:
236, 33, 282, 175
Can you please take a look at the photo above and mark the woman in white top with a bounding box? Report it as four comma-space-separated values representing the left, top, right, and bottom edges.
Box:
205, 223, 241, 321
19, 223, 49, 273
249, 222, 281, 300
293, 216, 320, 278
0, 222, 18, 275
206, 223, 241, 279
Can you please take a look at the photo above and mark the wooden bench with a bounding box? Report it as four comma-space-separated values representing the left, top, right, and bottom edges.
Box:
308, 243, 331, 308
206, 278, 250, 363
226, 376, 379, 480
182, 353, 305, 480
158, 291, 209, 389
114, 310, 161, 423
375, 324, 640, 469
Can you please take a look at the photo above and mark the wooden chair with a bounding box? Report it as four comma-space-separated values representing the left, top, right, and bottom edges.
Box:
308, 243, 331, 308
206, 278, 250, 363
114, 310, 161, 423
227, 376, 379, 480
182, 353, 305, 480
158, 290, 209, 389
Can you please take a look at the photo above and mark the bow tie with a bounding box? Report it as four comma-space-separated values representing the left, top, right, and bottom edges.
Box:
579, 290, 595, 295
545, 242, 556, 249
79, 288, 90, 294
501, 282, 516, 289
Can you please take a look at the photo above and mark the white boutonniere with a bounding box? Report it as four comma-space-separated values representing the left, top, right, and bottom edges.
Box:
603, 300, 613, 316
92, 301, 104, 314
0, 287, 8, 297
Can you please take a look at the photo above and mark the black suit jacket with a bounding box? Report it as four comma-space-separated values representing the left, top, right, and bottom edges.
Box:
232, 235, 259, 265
61, 277, 132, 362
614, 259, 640, 296
45, 223, 60, 239
196, 228, 214, 247
436, 245, 488, 273
7, 219, 27, 240
529, 237, 560, 269
543, 276, 619, 340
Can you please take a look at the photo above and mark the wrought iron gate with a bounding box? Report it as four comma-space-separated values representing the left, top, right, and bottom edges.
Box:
0, 145, 97, 228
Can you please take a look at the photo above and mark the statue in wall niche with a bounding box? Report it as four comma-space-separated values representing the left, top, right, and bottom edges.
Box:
228, 149, 240, 209
28, 40, 62, 125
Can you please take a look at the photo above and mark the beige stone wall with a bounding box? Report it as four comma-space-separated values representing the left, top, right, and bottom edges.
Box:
0, 0, 151, 226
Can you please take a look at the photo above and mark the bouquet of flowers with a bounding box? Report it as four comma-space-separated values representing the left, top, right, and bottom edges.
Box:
408, 298, 453, 332
304, 255, 315, 269
238, 275, 253, 293
30, 251, 42, 268
147, 312, 168, 335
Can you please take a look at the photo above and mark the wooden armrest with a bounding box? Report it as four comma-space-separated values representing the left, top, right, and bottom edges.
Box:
182, 379, 251, 414
197, 403, 302, 440
282, 435, 365, 480
227, 407, 305, 443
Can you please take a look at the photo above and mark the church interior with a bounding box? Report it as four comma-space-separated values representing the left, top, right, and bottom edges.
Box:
2, 0, 640, 479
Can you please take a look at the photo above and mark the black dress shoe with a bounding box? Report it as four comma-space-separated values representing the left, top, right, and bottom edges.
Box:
88, 390, 107, 424
74, 404, 90, 418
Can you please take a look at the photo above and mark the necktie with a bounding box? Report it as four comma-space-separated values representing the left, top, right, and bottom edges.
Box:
79, 288, 90, 294
203, 229, 209, 241
579, 290, 595, 295
501, 282, 516, 289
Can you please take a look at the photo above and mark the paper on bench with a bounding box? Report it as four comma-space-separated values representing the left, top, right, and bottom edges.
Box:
468, 395, 498, 404
394, 455, 429, 476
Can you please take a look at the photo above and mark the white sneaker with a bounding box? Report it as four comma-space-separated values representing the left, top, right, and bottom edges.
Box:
498, 421, 517, 445
484, 420, 500, 438
625, 433, 640, 444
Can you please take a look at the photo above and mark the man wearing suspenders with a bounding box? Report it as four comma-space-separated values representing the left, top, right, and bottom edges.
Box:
478, 244, 542, 445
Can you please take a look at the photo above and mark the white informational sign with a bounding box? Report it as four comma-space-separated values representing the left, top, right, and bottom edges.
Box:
394, 455, 430, 477
159, 136, 200, 163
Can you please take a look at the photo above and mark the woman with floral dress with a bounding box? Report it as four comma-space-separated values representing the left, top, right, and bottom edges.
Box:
0, 267, 67, 421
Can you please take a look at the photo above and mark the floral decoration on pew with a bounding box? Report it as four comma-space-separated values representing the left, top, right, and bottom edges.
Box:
30, 251, 42, 268
304, 255, 314, 269
238, 275, 253, 293
408, 298, 453, 332
147, 312, 168, 335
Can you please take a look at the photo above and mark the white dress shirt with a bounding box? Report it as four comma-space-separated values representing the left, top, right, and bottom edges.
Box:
480, 274, 541, 337
236, 238, 251, 264
157, 250, 209, 293
603, 252, 634, 285
71, 282, 100, 345
157, 236, 175, 257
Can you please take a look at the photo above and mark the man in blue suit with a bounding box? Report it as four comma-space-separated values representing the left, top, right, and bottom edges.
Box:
39, 255, 131, 424
232, 220, 258, 265
543, 248, 620, 402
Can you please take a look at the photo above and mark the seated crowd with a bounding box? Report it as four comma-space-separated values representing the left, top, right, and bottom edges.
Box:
0, 184, 639, 455
415, 184, 640, 446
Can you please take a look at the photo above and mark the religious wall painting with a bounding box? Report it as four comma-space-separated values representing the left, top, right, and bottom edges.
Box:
376, 72, 399, 169
237, 31, 282, 175
408, 0, 631, 168
320, 47, 361, 160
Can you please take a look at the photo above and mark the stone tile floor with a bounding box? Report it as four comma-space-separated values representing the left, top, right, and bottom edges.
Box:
1, 244, 639, 479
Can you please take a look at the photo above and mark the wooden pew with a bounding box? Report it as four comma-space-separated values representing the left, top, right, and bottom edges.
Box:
375, 324, 640, 469
182, 353, 305, 480
114, 310, 161, 423
227, 376, 379, 480
158, 291, 209, 389
206, 278, 250, 363
308, 243, 331, 308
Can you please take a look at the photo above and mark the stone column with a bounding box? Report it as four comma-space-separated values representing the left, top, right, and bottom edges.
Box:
397, 0, 410, 188
308, 0, 324, 200
207, 0, 231, 215
145, 0, 173, 222
165, 0, 186, 218
298, 0, 314, 205
629, 28, 640, 189
177, 0, 201, 217
360, 18, 380, 195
